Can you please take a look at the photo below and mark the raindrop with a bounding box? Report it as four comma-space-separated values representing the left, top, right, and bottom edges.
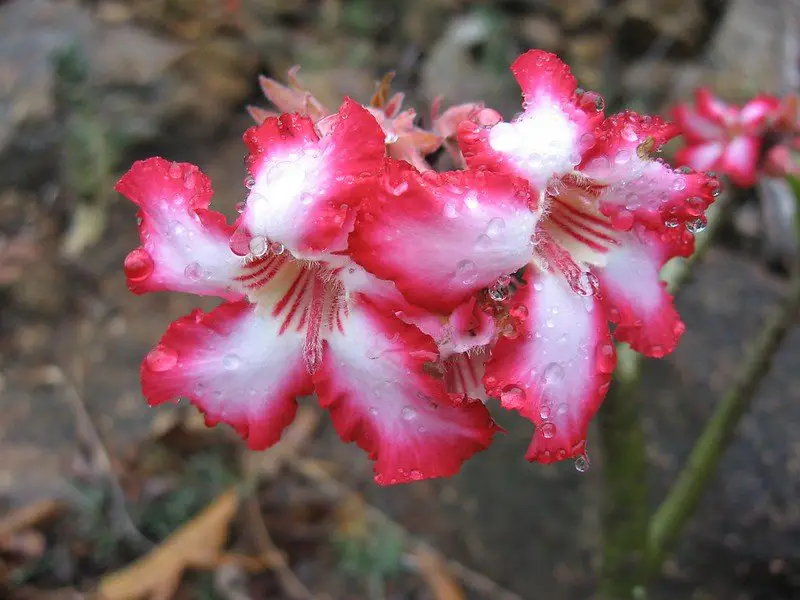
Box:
488, 283, 509, 302
235, 201, 246, 213
249, 236, 268, 257
244, 175, 256, 189
300, 193, 314, 205
184, 262, 207, 281
401, 406, 416, 421
410, 469, 424, 480
168, 221, 187, 237
595, 343, 617, 373
270, 242, 286, 255
665, 219, 679, 229
540, 422, 556, 439
574, 452, 591, 473
556, 403, 568, 415
223, 354, 242, 370
686, 219, 706, 233
368, 407, 379, 415
455, 260, 478, 284
145, 345, 178, 372
542, 362, 565, 386
124, 248, 154, 282
510, 304, 528, 320
184, 171, 196, 190
540, 405, 552, 419
168, 162, 182, 178
485, 217, 506, 237
500, 386, 525, 406
475, 234, 492, 249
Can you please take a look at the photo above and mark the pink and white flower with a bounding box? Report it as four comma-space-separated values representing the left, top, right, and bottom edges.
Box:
673, 88, 781, 187
118, 100, 499, 485
349, 50, 716, 463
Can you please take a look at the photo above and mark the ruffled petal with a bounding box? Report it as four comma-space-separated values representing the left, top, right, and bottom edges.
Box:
349, 162, 538, 313
484, 268, 613, 463
313, 295, 500, 485
458, 50, 603, 187
581, 111, 720, 229
595, 226, 692, 357
116, 158, 244, 300
719, 135, 760, 187
242, 99, 385, 258
141, 300, 314, 450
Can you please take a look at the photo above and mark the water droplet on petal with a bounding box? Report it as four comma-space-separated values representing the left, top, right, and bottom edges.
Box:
686, 218, 706, 233
401, 406, 416, 420
270, 242, 285, 255
556, 403, 568, 415
540, 405, 552, 419
542, 362, 565, 386
223, 354, 242, 370
456, 260, 478, 284
500, 386, 526, 407
410, 469, 424, 480
244, 175, 256, 189
124, 248, 154, 282
384, 131, 399, 144
575, 452, 591, 472
249, 236, 268, 257
665, 218, 679, 229
610, 209, 634, 231
486, 217, 506, 238
184, 262, 208, 281
540, 422, 556, 438
168, 162, 182, 178
368, 406, 379, 416
146, 345, 178, 372
595, 343, 617, 373
168, 221, 187, 237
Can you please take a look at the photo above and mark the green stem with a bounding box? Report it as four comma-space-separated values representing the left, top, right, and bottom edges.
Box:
646, 266, 800, 575
598, 345, 648, 600
646, 183, 800, 576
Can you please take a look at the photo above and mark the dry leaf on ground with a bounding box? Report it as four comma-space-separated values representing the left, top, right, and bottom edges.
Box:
98, 488, 240, 600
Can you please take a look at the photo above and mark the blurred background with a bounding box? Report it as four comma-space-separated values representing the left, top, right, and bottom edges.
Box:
1, 0, 800, 598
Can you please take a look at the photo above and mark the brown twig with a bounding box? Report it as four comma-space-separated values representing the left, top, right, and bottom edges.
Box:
51, 365, 152, 552
288, 457, 524, 600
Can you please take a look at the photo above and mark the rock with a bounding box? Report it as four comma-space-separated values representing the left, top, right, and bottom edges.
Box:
518, 15, 563, 53
0, 0, 263, 190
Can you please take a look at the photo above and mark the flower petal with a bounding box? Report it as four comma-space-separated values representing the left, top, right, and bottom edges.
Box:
739, 95, 780, 132
313, 295, 500, 484
582, 111, 719, 228
242, 99, 385, 258
674, 141, 724, 173
694, 88, 734, 124
349, 162, 538, 313
595, 226, 692, 357
141, 300, 313, 450
484, 268, 613, 463
116, 158, 244, 300
458, 51, 603, 187
719, 135, 760, 187
672, 103, 725, 143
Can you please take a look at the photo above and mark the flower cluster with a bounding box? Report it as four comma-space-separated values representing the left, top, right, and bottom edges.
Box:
673, 88, 800, 187
118, 50, 718, 484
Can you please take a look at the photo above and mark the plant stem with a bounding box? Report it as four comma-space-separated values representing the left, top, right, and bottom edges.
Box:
598, 345, 649, 600
646, 184, 800, 576
646, 265, 800, 575
597, 194, 733, 599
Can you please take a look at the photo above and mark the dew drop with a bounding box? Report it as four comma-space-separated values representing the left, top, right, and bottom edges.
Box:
556, 403, 568, 415
686, 218, 706, 233
300, 193, 314, 205
456, 260, 478, 284
500, 386, 525, 406
665, 219, 679, 229
249, 236, 268, 257
368, 406, 379, 416
610, 209, 634, 231
488, 282, 509, 302
222, 354, 242, 370
575, 452, 591, 473
510, 304, 528, 320
124, 248, 154, 282
270, 242, 286, 255
244, 175, 256, 189
595, 343, 617, 373
235, 201, 246, 213
401, 406, 416, 421
410, 469, 424, 480
540, 422, 556, 439
168, 162, 182, 178
475, 234, 492, 249
542, 362, 565, 386
485, 217, 506, 237
145, 345, 178, 372
184, 262, 207, 281
540, 405, 552, 419
168, 221, 187, 237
